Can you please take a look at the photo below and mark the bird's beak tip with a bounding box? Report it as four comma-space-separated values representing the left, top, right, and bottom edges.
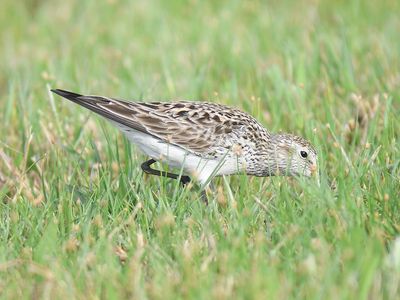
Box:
310, 164, 320, 186
310, 164, 317, 175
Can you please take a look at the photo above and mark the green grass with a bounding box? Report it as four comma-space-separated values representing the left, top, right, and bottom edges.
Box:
1, 0, 399, 298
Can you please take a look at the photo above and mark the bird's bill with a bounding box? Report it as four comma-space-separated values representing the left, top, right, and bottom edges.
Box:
310, 164, 317, 176
310, 164, 320, 186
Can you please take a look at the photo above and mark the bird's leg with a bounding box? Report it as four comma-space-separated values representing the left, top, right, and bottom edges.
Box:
141, 159, 191, 186
200, 190, 209, 205
141, 159, 209, 205
199, 182, 214, 206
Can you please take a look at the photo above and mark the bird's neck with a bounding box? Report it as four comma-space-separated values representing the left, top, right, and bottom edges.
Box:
257, 134, 292, 176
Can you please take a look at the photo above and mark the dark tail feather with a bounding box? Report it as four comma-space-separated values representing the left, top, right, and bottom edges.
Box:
51, 88, 109, 115
50, 88, 149, 134
51, 88, 103, 113
51, 89, 83, 100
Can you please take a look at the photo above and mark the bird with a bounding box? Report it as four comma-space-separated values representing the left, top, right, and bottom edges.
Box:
51, 89, 318, 202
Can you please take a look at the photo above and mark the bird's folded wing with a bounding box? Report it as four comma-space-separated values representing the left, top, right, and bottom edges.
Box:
52, 89, 246, 157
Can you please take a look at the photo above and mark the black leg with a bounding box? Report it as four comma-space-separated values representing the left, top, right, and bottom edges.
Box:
141, 159, 191, 186
200, 190, 209, 205
141, 159, 208, 205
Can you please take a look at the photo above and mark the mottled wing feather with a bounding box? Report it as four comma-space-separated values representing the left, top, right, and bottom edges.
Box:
126, 101, 246, 156
52, 89, 270, 158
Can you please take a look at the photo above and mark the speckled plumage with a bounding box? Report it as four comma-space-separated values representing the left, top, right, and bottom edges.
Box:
52, 89, 317, 185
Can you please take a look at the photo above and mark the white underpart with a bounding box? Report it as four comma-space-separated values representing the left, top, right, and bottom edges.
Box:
112, 123, 243, 185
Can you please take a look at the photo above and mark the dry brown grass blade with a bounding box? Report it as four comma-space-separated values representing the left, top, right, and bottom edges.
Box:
0, 130, 45, 205
344, 93, 381, 146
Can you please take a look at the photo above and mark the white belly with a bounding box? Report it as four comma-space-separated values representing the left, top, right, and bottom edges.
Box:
111, 123, 243, 185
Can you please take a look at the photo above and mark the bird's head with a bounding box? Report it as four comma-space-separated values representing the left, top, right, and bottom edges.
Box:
266, 133, 318, 177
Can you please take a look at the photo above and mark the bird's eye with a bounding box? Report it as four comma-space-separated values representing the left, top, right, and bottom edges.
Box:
300, 150, 308, 158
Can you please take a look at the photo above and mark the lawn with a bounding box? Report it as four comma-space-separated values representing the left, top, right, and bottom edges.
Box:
0, 0, 399, 299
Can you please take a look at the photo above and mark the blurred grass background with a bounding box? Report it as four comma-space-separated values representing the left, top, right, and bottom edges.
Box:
0, 0, 399, 299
